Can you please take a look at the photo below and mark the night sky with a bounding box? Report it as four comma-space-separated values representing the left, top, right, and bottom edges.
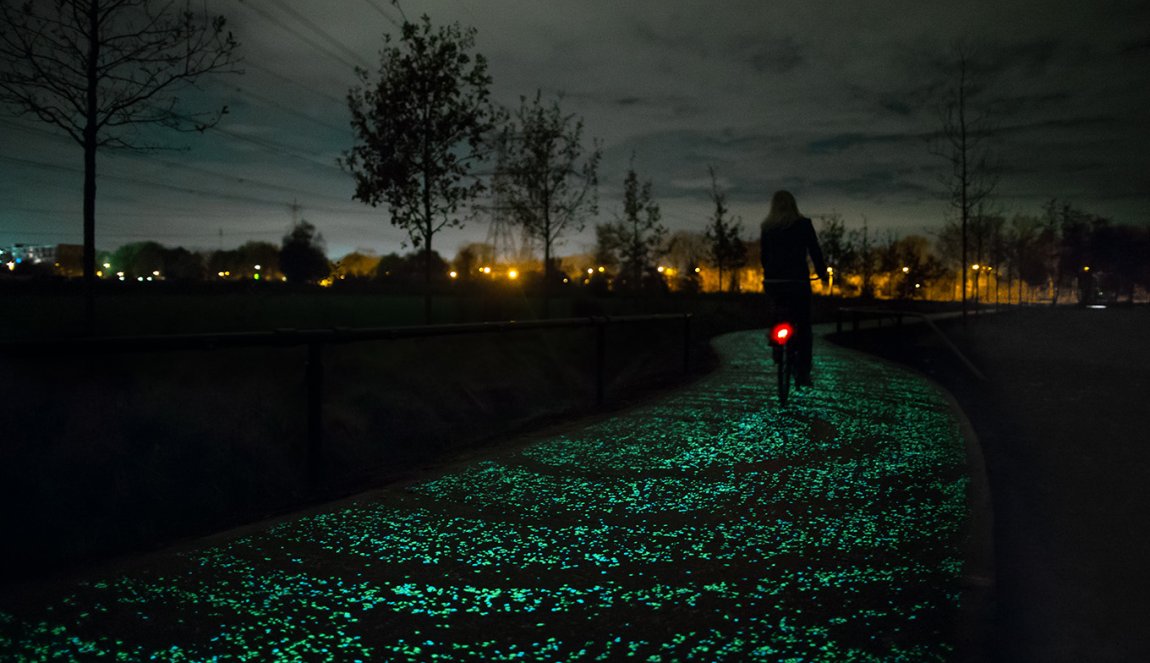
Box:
2, 0, 1147, 259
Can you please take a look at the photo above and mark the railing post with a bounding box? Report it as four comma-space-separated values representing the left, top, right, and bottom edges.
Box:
682, 313, 691, 374
595, 318, 606, 406
305, 341, 324, 488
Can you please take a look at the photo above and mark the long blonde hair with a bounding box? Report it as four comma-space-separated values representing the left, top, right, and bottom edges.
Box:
763, 190, 801, 229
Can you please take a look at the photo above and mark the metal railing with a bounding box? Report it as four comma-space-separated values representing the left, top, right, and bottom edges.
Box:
1, 313, 693, 486
834, 306, 986, 381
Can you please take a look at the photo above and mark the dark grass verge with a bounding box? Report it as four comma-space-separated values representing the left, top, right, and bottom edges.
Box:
827, 305, 1150, 663
0, 293, 791, 589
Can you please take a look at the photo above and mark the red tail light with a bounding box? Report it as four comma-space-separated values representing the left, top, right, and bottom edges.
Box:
771, 322, 794, 345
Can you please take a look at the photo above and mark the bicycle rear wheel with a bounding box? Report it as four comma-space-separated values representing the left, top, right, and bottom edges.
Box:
777, 346, 791, 406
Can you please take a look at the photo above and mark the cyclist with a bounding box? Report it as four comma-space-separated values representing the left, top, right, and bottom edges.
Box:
760, 190, 829, 387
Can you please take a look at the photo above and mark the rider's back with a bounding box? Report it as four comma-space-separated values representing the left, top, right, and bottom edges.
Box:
760, 216, 826, 283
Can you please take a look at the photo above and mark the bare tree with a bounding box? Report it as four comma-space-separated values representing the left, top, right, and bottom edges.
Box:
816, 212, 854, 296
0, 0, 239, 332
931, 44, 998, 320
849, 215, 876, 298
496, 90, 600, 311
703, 166, 746, 293
343, 14, 499, 323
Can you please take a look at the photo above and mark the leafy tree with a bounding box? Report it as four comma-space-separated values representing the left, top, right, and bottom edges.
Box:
592, 224, 622, 275
496, 90, 601, 304
451, 242, 494, 280
111, 241, 165, 279
208, 241, 279, 281
235, 241, 280, 280
0, 0, 239, 331
375, 250, 447, 284
1094, 223, 1150, 303
889, 234, 945, 299
599, 157, 666, 291
343, 14, 499, 321
1005, 213, 1044, 303
333, 251, 382, 281
664, 231, 708, 293
280, 221, 329, 284
161, 246, 204, 281
703, 166, 746, 292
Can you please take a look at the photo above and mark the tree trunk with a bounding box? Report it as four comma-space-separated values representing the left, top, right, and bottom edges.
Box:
423, 211, 433, 324
83, 0, 100, 335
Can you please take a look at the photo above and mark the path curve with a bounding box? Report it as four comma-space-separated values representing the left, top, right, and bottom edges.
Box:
1, 330, 979, 661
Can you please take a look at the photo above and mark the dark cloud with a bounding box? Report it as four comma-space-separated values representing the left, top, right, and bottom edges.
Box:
805, 131, 929, 155
745, 36, 804, 75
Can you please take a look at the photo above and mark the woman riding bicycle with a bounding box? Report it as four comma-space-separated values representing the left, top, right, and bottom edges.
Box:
760, 190, 829, 387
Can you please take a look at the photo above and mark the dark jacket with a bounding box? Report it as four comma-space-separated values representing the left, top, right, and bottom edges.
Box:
760, 216, 827, 286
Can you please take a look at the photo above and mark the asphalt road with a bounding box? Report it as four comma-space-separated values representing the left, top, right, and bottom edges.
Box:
1, 330, 982, 661
834, 306, 1150, 663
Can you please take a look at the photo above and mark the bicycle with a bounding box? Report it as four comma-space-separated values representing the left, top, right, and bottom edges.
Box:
768, 318, 798, 407
764, 275, 822, 407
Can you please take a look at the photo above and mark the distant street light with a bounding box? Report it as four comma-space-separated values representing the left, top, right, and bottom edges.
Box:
902, 266, 909, 273
449, 270, 458, 279
508, 269, 519, 280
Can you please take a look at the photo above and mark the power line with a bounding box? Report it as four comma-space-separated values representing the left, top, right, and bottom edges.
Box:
360, 0, 403, 29
0, 154, 374, 216
228, 83, 350, 134
2, 112, 346, 193
261, 0, 372, 68
244, 61, 348, 108
237, 0, 362, 71
1, 118, 353, 204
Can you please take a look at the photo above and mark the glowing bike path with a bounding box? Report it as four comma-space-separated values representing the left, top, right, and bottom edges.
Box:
1, 330, 977, 661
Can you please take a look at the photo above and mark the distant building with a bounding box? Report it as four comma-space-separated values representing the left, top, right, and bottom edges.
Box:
2, 243, 84, 276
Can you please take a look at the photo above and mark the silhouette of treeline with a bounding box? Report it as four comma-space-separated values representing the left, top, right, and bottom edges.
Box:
7, 197, 1147, 305
799, 199, 1149, 304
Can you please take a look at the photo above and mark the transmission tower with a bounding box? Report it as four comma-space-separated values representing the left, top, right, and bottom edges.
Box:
484, 147, 534, 267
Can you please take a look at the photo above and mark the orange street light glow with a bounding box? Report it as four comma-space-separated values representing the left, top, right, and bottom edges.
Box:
508, 269, 519, 279
449, 270, 458, 279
